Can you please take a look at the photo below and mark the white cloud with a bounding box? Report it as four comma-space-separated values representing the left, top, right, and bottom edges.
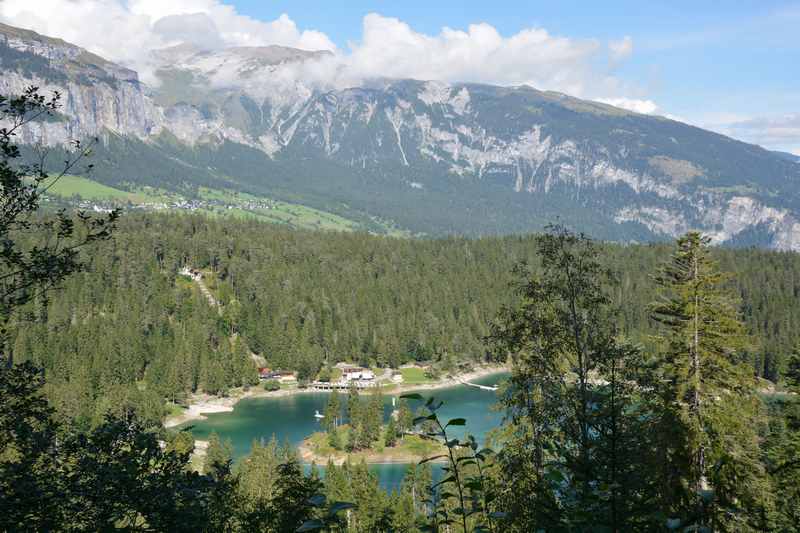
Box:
609, 36, 633, 62
0, 2, 642, 102
0, 0, 335, 83
596, 97, 659, 115
711, 113, 800, 154
151, 13, 224, 50
339, 14, 633, 99
687, 112, 800, 153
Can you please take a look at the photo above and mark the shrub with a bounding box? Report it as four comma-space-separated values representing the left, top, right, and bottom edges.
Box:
262, 379, 281, 392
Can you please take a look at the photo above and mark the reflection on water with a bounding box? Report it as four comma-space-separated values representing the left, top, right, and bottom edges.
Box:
180, 373, 508, 490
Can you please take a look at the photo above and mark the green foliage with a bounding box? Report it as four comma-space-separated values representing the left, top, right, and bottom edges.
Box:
205, 431, 233, 480
263, 379, 281, 392
324, 392, 344, 451
317, 366, 332, 382
0, 361, 236, 531
7, 211, 800, 424
385, 416, 399, 448
487, 227, 789, 532
323, 391, 341, 431
785, 346, 800, 392
0, 87, 117, 342
167, 430, 195, 457
488, 226, 655, 530
649, 232, 771, 530
402, 393, 501, 533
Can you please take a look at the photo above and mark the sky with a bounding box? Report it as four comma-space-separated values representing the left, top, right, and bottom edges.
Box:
1, 0, 798, 154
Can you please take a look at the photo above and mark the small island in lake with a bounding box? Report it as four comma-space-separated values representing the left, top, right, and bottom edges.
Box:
298, 385, 446, 465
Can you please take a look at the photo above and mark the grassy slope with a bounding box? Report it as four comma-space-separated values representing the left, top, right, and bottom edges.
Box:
399, 367, 433, 385
42, 175, 397, 234
44, 175, 144, 201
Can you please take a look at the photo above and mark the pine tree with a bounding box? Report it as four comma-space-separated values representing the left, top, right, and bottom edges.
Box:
397, 399, 414, 434
327, 426, 342, 450
650, 231, 771, 529
364, 388, 384, 447
323, 391, 341, 432
785, 346, 800, 391
205, 431, 233, 481
385, 416, 398, 447
346, 423, 361, 452
237, 438, 281, 516
347, 383, 361, 427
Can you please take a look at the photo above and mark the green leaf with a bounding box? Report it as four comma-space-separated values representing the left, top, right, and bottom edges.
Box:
418, 454, 447, 465
413, 414, 437, 425
401, 393, 424, 401
545, 469, 565, 483
329, 501, 356, 515
445, 417, 466, 427
296, 519, 325, 532
306, 494, 326, 507
464, 479, 483, 490
426, 398, 444, 411
433, 475, 457, 488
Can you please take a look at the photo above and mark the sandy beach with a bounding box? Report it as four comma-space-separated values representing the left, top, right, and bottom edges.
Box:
164, 364, 508, 428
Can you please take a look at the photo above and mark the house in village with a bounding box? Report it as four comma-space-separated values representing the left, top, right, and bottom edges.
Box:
341, 367, 375, 382
179, 266, 203, 281
275, 370, 298, 383
258, 368, 298, 383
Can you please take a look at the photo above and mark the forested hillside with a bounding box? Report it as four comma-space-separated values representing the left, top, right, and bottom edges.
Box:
10, 213, 800, 426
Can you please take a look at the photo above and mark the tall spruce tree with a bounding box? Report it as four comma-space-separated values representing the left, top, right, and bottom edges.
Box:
650, 231, 772, 530
323, 390, 341, 431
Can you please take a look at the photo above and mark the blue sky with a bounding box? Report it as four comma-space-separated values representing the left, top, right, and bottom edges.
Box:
2, 0, 798, 153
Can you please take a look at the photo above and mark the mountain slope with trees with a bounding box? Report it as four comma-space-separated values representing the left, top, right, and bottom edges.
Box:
6, 211, 800, 427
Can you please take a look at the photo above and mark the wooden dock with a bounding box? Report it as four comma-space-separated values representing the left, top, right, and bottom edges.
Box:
455, 377, 498, 392
309, 380, 377, 391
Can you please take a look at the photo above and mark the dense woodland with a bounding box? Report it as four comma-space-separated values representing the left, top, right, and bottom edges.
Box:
3, 88, 800, 532
6, 211, 800, 426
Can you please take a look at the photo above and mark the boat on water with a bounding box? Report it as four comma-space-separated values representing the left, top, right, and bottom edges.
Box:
314, 410, 325, 419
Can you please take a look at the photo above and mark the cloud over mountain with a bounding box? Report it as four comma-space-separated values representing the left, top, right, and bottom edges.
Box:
0, 0, 639, 101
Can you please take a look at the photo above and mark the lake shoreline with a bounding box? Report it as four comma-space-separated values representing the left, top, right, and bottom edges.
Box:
164, 364, 508, 429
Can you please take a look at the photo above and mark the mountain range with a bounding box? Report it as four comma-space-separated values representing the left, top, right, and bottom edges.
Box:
2, 21, 799, 249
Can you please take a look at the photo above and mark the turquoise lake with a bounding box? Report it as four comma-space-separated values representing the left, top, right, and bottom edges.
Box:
180, 373, 508, 491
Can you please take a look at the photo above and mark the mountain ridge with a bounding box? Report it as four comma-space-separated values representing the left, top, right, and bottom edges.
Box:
2, 22, 799, 249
